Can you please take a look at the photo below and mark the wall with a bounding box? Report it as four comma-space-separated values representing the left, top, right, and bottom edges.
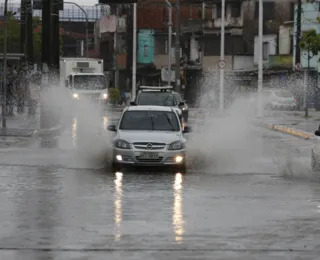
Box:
202, 55, 233, 71
254, 35, 277, 65
293, 2, 320, 71
279, 25, 291, 55
233, 55, 254, 70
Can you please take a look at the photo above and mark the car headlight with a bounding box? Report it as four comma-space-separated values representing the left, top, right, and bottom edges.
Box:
73, 93, 79, 99
114, 139, 131, 149
168, 140, 185, 150
103, 93, 108, 99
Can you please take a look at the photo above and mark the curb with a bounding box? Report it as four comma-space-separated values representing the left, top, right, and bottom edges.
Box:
33, 123, 65, 139
257, 121, 315, 140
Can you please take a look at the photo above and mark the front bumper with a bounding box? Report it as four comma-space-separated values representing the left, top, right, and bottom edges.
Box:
112, 148, 186, 167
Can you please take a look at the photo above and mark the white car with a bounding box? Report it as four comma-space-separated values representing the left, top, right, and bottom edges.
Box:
266, 89, 297, 110
312, 128, 320, 171
107, 105, 191, 172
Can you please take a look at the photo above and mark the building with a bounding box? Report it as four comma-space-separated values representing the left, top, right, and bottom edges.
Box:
95, 0, 298, 104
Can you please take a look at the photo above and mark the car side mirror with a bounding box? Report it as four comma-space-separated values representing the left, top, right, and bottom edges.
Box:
183, 126, 191, 133
315, 130, 320, 136
130, 101, 136, 106
178, 101, 185, 107
107, 124, 117, 132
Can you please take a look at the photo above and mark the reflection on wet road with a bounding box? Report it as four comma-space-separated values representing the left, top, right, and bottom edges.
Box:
0, 114, 319, 259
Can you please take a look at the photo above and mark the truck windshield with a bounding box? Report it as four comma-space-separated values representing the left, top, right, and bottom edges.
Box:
136, 92, 177, 106
119, 111, 180, 131
73, 75, 106, 90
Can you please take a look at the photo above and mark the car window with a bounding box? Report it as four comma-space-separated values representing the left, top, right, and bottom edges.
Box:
119, 111, 180, 131
274, 90, 293, 98
136, 92, 177, 106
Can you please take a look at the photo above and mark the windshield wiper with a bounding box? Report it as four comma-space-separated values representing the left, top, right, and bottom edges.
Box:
164, 114, 175, 131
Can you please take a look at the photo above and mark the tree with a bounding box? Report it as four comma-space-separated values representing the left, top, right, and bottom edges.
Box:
298, 29, 320, 116
0, 15, 62, 62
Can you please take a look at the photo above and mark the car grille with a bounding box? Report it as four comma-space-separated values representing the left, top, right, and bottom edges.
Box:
133, 142, 166, 150
136, 156, 163, 163
82, 93, 101, 99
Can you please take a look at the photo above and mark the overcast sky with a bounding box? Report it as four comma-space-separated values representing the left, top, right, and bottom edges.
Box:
10, 0, 100, 6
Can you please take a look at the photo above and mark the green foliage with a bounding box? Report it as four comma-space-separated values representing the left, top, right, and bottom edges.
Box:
298, 29, 320, 58
108, 88, 121, 105
0, 15, 63, 61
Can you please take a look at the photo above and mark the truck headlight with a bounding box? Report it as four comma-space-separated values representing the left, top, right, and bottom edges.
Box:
168, 141, 185, 150
114, 139, 131, 149
73, 93, 79, 99
103, 93, 108, 99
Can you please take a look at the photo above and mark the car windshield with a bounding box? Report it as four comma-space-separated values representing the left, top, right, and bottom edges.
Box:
119, 111, 180, 131
136, 92, 177, 106
73, 75, 106, 90
275, 90, 293, 98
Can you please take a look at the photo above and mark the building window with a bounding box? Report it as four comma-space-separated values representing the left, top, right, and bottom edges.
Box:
216, 4, 226, 18
255, 2, 275, 20
144, 45, 148, 57
230, 3, 241, 18
263, 42, 269, 60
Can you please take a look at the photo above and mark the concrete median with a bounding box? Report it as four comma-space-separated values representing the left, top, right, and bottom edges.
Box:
257, 121, 315, 140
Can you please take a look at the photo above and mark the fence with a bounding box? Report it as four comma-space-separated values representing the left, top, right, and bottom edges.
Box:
0, 2, 102, 22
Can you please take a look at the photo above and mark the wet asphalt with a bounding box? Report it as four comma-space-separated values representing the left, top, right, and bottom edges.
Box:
0, 113, 319, 259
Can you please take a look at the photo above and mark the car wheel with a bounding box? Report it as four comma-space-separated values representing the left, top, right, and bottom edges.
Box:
112, 162, 121, 172
311, 150, 319, 172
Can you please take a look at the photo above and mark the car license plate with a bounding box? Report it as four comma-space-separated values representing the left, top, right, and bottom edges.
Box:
139, 152, 159, 159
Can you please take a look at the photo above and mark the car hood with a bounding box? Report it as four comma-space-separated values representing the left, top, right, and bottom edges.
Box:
117, 130, 183, 144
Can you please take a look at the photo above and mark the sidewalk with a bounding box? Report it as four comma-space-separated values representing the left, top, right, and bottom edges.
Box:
258, 110, 320, 140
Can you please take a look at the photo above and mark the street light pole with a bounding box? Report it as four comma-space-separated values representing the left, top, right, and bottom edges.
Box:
64, 2, 89, 57
219, 0, 225, 112
132, 3, 137, 101
2, 0, 9, 128
257, 0, 264, 118
175, 0, 181, 93
165, 0, 172, 86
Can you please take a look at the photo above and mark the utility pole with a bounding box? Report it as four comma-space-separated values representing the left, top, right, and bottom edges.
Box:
20, 0, 26, 54
257, 0, 264, 118
219, 0, 225, 112
2, 0, 9, 128
25, 0, 34, 66
132, 3, 137, 101
114, 4, 119, 89
296, 0, 302, 65
165, 0, 172, 86
175, 0, 181, 93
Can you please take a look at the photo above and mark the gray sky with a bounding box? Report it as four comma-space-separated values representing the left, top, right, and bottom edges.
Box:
10, 0, 100, 6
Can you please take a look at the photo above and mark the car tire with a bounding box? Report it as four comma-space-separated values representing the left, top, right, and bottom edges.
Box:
112, 162, 121, 172
311, 150, 319, 172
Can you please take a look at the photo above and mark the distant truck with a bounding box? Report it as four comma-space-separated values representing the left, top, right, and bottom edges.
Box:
59, 57, 109, 103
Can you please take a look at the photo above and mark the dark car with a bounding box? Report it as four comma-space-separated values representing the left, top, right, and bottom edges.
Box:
130, 86, 189, 122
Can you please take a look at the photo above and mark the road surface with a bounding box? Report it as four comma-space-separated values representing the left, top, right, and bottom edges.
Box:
0, 112, 319, 259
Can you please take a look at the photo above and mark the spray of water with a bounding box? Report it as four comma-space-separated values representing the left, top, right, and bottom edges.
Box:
28, 74, 113, 169
186, 71, 314, 176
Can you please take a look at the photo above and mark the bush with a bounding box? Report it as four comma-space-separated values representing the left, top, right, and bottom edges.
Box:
108, 88, 120, 105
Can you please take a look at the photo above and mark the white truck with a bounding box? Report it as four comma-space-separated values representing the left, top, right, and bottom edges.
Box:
60, 57, 109, 103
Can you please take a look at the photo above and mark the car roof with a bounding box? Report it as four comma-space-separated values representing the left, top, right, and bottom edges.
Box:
126, 105, 174, 112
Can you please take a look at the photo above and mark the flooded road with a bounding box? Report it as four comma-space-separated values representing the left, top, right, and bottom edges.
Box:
0, 113, 319, 259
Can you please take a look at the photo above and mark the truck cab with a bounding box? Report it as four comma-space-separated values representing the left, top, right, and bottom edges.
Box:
60, 57, 109, 103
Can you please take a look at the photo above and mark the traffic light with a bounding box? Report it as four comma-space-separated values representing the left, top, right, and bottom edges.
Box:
99, 0, 137, 3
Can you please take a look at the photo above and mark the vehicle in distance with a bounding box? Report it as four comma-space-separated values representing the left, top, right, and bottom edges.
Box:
107, 105, 191, 171
265, 89, 297, 110
130, 86, 189, 122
